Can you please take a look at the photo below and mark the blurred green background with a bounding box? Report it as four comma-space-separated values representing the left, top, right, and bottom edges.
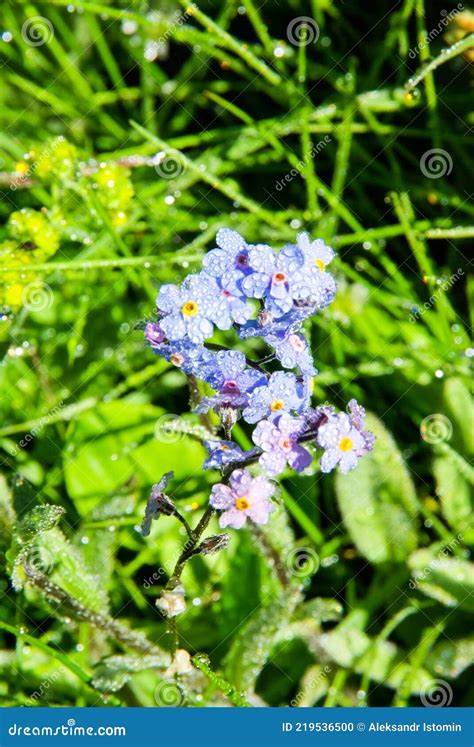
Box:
0, 0, 472, 707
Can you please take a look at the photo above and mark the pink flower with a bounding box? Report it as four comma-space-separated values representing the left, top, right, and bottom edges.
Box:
209, 468, 275, 529
252, 413, 312, 476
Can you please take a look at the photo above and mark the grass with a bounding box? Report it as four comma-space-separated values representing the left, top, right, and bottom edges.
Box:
0, 0, 472, 708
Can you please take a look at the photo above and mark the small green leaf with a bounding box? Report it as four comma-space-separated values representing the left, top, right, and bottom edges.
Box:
0, 473, 15, 549
293, 597, 344, 623
433, 455, 472, 532
8, 504, 65, 590
426, 637, 474, 678
36, 528, 109, 614
408, 548, 474, 612
442, 378, 473, 454
320, 612, 433, 694
292, 664, 331, 706
92, 653, 170, 692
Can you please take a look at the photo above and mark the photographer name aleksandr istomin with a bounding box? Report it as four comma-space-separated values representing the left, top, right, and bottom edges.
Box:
369, 721, 462, 733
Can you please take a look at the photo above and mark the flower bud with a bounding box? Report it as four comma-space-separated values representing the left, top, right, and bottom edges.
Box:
139, 471, 175, 536
156, 586, 186, 618
196, 534, 230, 556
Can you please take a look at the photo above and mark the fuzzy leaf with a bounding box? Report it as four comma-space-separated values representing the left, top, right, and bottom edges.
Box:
36, 527, 109, 614
8, 505, 65, 590
92, 654, 171, 692
224, 589, 301, 691
433, 455, 472, 532
408, 548, 474, 612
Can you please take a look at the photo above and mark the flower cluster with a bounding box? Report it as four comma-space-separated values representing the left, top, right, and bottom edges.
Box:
145, 229, 374, 530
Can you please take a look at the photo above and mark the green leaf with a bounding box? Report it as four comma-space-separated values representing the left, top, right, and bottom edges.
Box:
335, 413, 418, 563
224, 589, 301, 691
8, 504, 65, 590
408, 548, 474, 612
442, 378, 473, 454
433, 455, 472, 532
320, 611, 433, 694
92, 653, 170, 692
425, 637, 474, 678
0, 473, 15, 549
292, 597, 344, 623
36, 528, 109, 614
64, 400, 206, 510
292, 664, 331, 706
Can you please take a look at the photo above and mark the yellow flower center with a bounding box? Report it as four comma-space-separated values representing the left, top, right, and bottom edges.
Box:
315, 258, 325, 272
15, 161, 29, 175
182, 300, 198, 317
235, 496, 250, 510
339, 437, 353, 452
270, 399, 285, 411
